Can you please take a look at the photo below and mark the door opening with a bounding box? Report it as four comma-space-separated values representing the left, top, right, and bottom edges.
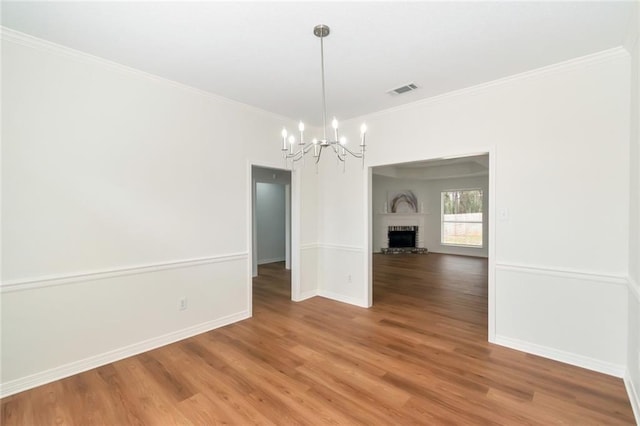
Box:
251, 165, 292, 295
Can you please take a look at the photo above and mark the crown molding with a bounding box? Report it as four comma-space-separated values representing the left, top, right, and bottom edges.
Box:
0, 26, 294, 123
364, 46, 630, 122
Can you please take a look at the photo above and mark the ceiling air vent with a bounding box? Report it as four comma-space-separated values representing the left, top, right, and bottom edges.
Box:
388, 82, 419, 95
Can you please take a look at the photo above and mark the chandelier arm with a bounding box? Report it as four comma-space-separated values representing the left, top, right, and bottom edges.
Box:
315, 145, 324, 164
286, 148, 304, 162
285, 144, 315, 162
330, 144, 346, 162
339, 145, 364, 158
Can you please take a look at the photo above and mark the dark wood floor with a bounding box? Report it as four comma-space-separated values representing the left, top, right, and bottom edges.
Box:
2, 253, 635, 424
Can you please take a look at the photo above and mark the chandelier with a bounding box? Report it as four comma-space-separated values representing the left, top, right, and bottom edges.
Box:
280, 24, 367, 167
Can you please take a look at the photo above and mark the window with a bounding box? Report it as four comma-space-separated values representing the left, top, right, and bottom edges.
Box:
441, 189, 483, 247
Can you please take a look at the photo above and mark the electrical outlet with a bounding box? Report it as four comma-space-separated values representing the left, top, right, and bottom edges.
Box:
348, 274, 352, 283
179, 297, 187, 311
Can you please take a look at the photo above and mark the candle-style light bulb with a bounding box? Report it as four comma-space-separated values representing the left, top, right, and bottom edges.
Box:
339, 136, 347, 156
288, 135, 295, 154
281, 128, 288, 150
360, 123, 367, 147
298, 121, 305, 145
332, 117, 339, 141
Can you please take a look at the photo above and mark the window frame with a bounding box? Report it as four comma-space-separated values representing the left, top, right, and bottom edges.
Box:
440, 188, 484, 248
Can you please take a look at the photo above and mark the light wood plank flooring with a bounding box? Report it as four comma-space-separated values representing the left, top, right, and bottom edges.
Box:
2, 253, 635, 424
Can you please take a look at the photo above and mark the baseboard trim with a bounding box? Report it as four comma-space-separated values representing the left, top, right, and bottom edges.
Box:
494, 335, 625, 378
294, 290, 319, 302
257, 257, 285, 265
2, 252, 248, 293
318, 289, 369, 308
0, 310, 251, 398
624, 369, 640, 425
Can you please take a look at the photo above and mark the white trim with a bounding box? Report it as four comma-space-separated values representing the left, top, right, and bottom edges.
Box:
0, 310, 250, 398
290, 166, 302, 302
318, 243, 365, 253
494, 335, 625, 378
247, 161, 298, 304
294, 289, 319, 302
285, 183, 291, 270
365, 166, 373, 308
440, 243, 484, 249
257, 257, 286, 265
629, 276, 640, 302
495, 263, 629, 286
1, 253, 248, 293
487, 147, 496, 343
624, 369, 640, 425
317, 289, 369, 308
0, 27, 291, 122
366, 47, 629, 122
247, 162, 256, 314
300, 243, 320, 250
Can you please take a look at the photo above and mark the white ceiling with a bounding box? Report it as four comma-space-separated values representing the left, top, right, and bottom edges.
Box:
373, 154, 489, 180
1, 1, 634, 126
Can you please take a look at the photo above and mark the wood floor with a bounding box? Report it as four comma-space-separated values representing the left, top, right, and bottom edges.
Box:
2, 253, 635, 425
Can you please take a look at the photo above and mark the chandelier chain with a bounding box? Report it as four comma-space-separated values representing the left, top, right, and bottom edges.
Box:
320, 35, 327, 142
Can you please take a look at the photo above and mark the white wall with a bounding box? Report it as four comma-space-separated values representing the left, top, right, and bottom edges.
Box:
372, 174, 489, 257
315, 49, 631, 375
0, 29, 301, 396
625, 0, 640, 419
256, 183, 286, 264
314, 157, 369, 307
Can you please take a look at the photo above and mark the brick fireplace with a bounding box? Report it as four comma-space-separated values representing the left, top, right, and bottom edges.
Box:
380, 213, 427, 251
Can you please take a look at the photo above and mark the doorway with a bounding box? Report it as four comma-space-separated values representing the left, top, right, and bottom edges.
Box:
251, 165, 292, 291
368, 152, 494, 339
